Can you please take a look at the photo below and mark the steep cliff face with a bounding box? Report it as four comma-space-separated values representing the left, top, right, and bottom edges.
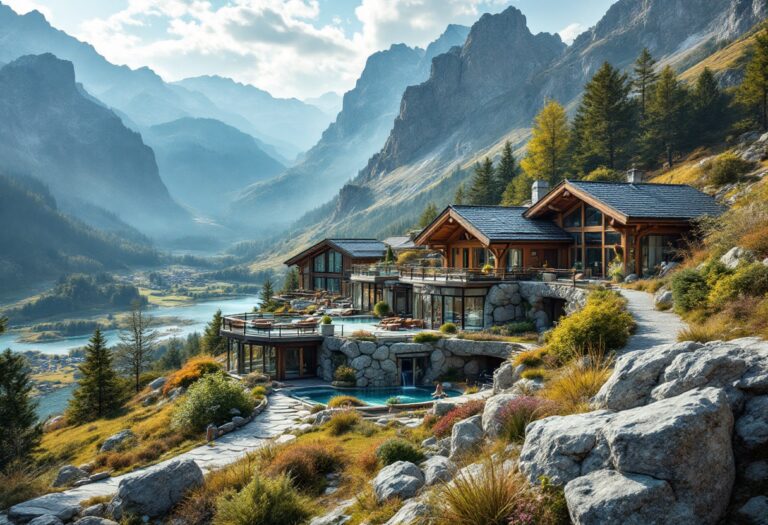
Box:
230, 25, 469, 229
0, 54, 188, 236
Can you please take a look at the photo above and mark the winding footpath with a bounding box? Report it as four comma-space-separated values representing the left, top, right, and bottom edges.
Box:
7, 392, 308, 521
619, 288, 686, 354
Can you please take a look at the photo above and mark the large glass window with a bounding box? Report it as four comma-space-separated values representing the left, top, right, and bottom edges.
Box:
313, 277, 325, 290
473, 248, 486, 268
585, 205, 602, 227
462, 249, 470, 268
464, 297, 484, 330
313, 254, 326, 272
564, 207, 582, 228
326, 278, 340, 293
328, 250, 342, 273
506, 249, 523, 270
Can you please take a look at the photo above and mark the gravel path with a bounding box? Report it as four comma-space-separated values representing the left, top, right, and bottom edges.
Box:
8, 392, 307, 519
620, 288, 686, 354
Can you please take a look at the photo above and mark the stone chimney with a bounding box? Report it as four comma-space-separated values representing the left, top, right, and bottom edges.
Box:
626, 166, 644, 184
531, 180, 550, 205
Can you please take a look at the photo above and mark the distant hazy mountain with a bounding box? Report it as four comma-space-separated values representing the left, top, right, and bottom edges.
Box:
0, 54, 189, 237
0, 174, 158, 290
143, 118, 285, 217
229, 24, 470, 230
174, 75, 332, 157
304, 91, 343, 117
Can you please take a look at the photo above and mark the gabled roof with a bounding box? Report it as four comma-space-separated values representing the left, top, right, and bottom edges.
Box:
383, 236, 418, 250
284, 238, 386, 266
415, 205, 572, 246
525, 180, 724, 221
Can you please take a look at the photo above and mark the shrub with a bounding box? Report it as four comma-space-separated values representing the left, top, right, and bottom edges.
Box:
512, 348, 546, 367
440, 322, 458, 334
351, 330, 376, 342
436, 460, 522, 525
357, 446, 380, 474
326, 410, 362, 436
251, 386, 268, 400
670, 269, 710, 312
413, 332, 443, 343
503, 321, 537, 335
432, 399, 486, 438
309, 404, 326, 414
385, 396, 401, 406
703, 152, 755, 186
333, 366, 356, 384
542, 359, 613, 414
373, 301, 390, 318
321, 315, 333, 325
267, 443, 343, 493
172, 373, 255, 432
545, 289, 634, 361
375, 438, 424, 466
464, 385, 479, 395
213, 474, 313, 525
327, 395, 366, 408
163, 356, 222, 395
520, 368, 548, 381
741, 229, 768, 257
583, 166, 624, 182
243, 372, 269, 388
0, 465, 48, 510
497, 397, 554, 442
709, 262, 768, 308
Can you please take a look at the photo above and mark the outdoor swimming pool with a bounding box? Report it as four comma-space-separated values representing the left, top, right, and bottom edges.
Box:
289, 386, 463, 406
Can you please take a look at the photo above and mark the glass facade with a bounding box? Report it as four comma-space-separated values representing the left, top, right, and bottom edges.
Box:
413, 286, 486, 330
328, 250, 342, 273
313, 254, 326, 272
506, 249, 522, 270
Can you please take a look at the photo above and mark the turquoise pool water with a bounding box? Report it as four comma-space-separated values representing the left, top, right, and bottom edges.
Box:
289, 386, 462, 406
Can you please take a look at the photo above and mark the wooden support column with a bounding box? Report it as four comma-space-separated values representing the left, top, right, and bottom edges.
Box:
490, 245, 509, 272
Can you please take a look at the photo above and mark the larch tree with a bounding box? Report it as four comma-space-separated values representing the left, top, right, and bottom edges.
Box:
501, 172, 534, 206
494, 141, 517, 198
116, 301, 158, 393
418, 202, 439, 228
281, 267, 300, 293
739, 28, 768, 130
572, 62, 636, 173
633, 48, 658, 120
467, 157, 496, 205
642, 66, 690, 168
68, 328, 125, 422
0, 349, 41, 469
201, 309, 227, 356
521, 100, 571, 185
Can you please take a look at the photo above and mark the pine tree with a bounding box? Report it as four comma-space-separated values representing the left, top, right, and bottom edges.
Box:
68, 329, 125, 423
739, 28, 768, 130
494, 141, 517, 199
454, 183, 465, 205
281, 268, 300, 293
641, 66, 689, 168
0, 349, 41, 469
201, 310, 227, 356
159, 337, 184, 370
260, 278, 274, 305
572, 62, 636, 173
384, 245, 395, 264
521, 100, 570, 185
633, 48, 658, 119
691, 67, 727, 144
418, 202, 439, 228
116, 302, 158, 393
501, 172, 534, 206
467, 157, 495, 205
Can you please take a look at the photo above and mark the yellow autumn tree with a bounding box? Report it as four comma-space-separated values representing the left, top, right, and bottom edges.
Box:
520, 100, 571, 185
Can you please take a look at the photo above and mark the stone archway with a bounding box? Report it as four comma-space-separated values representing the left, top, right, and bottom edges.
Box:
483, 282, 588, 331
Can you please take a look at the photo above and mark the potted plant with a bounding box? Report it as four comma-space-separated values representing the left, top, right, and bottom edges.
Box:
320, 315, 335, 336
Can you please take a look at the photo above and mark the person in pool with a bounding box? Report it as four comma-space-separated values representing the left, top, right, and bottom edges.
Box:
431, 381, 447, 399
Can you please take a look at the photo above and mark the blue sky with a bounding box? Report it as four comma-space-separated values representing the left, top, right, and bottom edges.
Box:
5, 0, 616, 98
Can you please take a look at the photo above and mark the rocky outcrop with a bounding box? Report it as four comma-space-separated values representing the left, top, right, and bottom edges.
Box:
51, 465, 88, 488
100, 430, 135, 453
483, 282, 588, 330
481, 393, 519, 438
421, 455, 455, 485
372, 461, 425, 502
108, 460, 204, 520
450, 414, 484, 458
9, 495, 80, 524
383, 499, 430, 525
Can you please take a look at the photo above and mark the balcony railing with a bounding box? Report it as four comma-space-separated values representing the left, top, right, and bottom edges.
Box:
221, 313, 339, 339
352, 264, 577, 284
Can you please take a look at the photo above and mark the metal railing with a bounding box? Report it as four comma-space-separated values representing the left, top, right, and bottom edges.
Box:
350, 265, 577, 283
221, 313, 343, 339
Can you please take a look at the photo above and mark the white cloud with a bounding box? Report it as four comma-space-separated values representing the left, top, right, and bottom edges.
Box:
73, 0, 509, 98
557, 22, 583, 45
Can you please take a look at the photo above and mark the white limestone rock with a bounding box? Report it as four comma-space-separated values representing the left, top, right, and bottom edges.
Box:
9, 495, 80, 523
481, 393, 519, 438
735, 395, 768, 449
372, 345, 389, 360
52, 465, 88, 487
100, 429, 136, 453
492, 361, 518, 393
720, 246, 753, 269
449, 414, 483, 458
383, 499, 430, 525
358, 341, 377, 355
340, 340, 360, 359
420, 455, 456, 485
372, 461, 425, 502
27, 517, 64, 525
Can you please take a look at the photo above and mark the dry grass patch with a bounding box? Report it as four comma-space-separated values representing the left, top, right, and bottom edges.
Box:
541, 358, 613, 414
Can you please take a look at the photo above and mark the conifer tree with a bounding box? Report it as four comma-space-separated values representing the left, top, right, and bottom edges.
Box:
641, 66, 689, 168
521, 100, 570, 185
633, 48, 658, 119
691, 67, 727, 144
281, 268, 300, 293
467, 157, 495, 205
260, 278, 274, 305
418, 202, 439, 228
68, 329, 124, 422
159, 337, 184, 370
201, 310, 227, 356
494, 141, 517, 198
0, 316, 6, 333
501, 172, 534, 206
739, 29, 768, 130
454, 183, 465, 205
572, 62, 635, 173
384, 245, 395, 264
0, 349, 41, 469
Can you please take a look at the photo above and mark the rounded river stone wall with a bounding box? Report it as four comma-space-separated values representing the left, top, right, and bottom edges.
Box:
483, 281, 588, 331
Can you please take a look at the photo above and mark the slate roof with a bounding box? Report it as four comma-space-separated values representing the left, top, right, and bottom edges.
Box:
565, 180, 724, 220
329, 239, 387, 258
451, 206, 572, 242
383, 236, 418, 250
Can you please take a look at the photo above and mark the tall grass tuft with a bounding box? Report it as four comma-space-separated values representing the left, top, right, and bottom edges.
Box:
213, 473, 313, 525
497, 397, 555, 443
326, 410, 362, 436
542, 349, 613, 414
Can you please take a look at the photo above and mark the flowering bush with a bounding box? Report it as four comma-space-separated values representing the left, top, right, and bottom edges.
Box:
432, 399, 486, 438
497, 397, 554, 442
163, 356, 222, 395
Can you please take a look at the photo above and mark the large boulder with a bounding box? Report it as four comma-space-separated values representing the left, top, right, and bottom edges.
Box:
720, 246, 753, 269
735, 395, 768, 449
492, 361, 518, 393
521, 387, 734, 524
109, 460, 204, 520
148, 376, 167, 391
372, 461, 424, 502
27, 517, 63, 525
450, 414, 483, 458
420, 455, 455, 485
481, 393, 519, 438
100, 429, 136, 453
52, 465, 88, 487
384, 499, 430, 525
9, 495, 80, 523
654, 288, 674, 309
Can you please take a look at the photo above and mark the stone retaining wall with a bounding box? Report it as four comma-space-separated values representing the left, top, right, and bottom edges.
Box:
483, 281, 588, 330
319, 336, 525, 387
